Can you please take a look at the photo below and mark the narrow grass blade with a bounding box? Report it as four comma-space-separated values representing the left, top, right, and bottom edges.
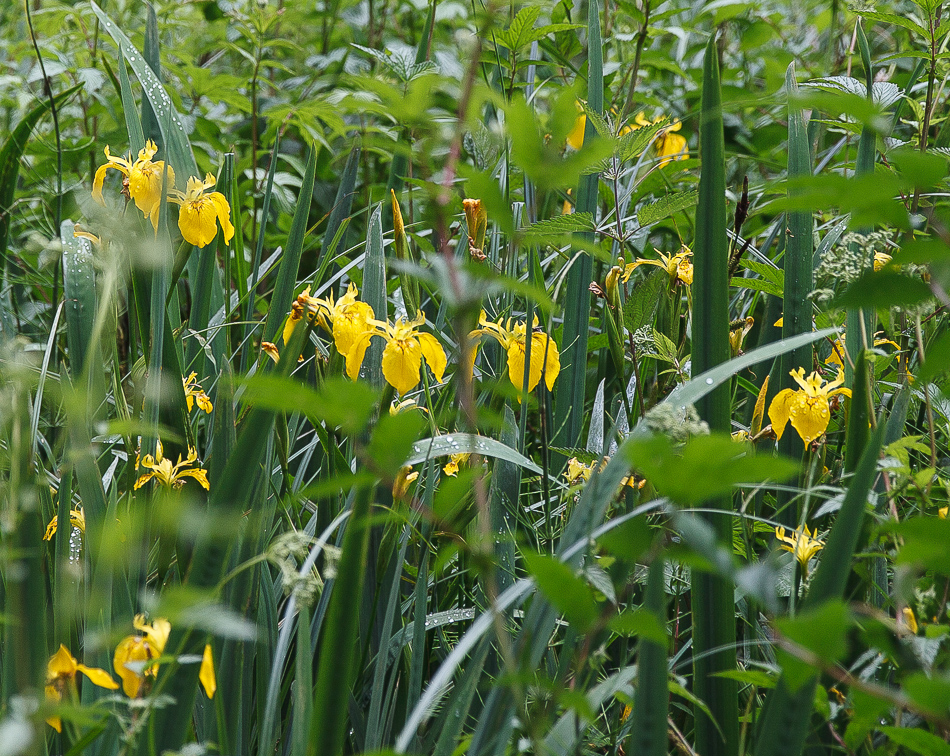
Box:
60, 221, 99, 380
117, 53, 145, 153
627, 556, 670, 756
141, 2, 161, 150
308, 485, 375, 756
263, 143, 316, 343
242, 134, 281, 370
292, 605, 313, 756
844, 350, 870, 473
777, 63, 814, 524
363, 203, 387, 387
323, 144, 361, 266
689, 35, 739, 756
91, 1, 198, 179
553, 0, 603, 451
489, 406, 520, 592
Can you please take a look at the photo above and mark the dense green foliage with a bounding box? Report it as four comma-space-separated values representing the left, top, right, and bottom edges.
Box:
2, 1, 950, 755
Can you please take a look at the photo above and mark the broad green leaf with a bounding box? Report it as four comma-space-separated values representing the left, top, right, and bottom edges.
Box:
625, 434, 798, 506
834, 270, 933, 309
522, 552, 598, 632
879, 725, 950, 756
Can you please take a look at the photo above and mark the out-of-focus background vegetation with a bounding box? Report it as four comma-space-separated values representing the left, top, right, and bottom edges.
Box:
2, 0, 950, 754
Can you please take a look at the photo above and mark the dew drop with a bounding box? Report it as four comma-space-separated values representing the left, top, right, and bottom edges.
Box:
705, 377, 714, 385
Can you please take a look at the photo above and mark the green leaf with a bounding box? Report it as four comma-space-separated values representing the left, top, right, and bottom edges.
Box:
859, 10, 928, 38
241, 375, 379, 436
833, 270, 933, 309
919, 330, 950, 383
626, 434, 798, 506
92, 1, 199, 179
776, 601, 851, 690
522, 552, 599, 632
879, 725, 950, 756
519, 212, 595, 238
365, 411, 427, 477
637, 190, 699, 227
608, 608, 666, 644
901, 675, 950, 720
596, 516, 654, 563
407, 434, 542, 474
623, 271, 664, 333
887, 517, 950, 574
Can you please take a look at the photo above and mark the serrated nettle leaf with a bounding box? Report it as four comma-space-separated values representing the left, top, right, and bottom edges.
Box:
365, 405, 427, 478
652, 329, 680, 363
889, 147, 950, 188
581, 102, 613, 139
519, 212, 595, 237
608, 609, 667, 643
637, 190, 699, 227
623, 270, 664, 333
497, 5, 541, 50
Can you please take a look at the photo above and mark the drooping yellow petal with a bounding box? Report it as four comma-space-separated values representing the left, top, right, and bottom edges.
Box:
76, 663, 119, 690
177, 193, 221, 247
787, 394, 830, 446
537, 333, 560, 391
345, 330, 375, 381
92, 163, 110, 205
768, 388, 797, 440
200, 644, 216, 698
506, 341, 530, 392
175, 467, 210, 490
417, 333, 447, 385
382, 336, 424, 395
209, 191, 235, 245
751, 376, 770, 437
566, 113, 586, 151
656, 131, 688, 166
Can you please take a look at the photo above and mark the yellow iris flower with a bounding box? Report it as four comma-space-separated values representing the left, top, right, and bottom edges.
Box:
622, 245, 693, 286
470, 311, 560, 394
287, 283, 376, 360
633, 113, 689, 166
167, 174, 235, 248
392, 466, 419, 500
43, 506, 85, 541
45, 644, 118, 731
874, 251, 892, 271
824, 332, 899, 369
347, 313, 447, 395
183, 372, 213, 413
564, 456, 641, 489
775, 525, 824, 576
92, 139, 173, 230
768, 368, 852, 445
113, 615, 215, 699
134, 441, 209, 491
443, 452, 470, 477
